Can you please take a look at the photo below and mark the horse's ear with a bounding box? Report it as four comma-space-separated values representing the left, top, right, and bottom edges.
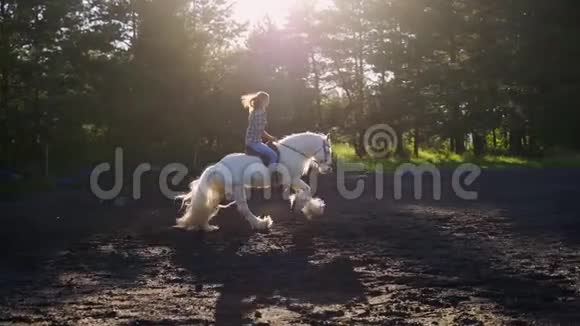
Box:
325, 133, 331, 140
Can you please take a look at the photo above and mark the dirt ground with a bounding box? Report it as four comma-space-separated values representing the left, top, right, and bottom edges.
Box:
1, 169, 580, 325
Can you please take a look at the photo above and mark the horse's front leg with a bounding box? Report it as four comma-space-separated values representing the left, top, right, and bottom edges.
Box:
290, 179, 325, 219
291, 179, 312, 197
234, 185, 273, 231
288, 178, 310, 211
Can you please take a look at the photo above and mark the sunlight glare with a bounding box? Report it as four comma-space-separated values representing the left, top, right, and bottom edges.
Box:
233, 0, 332, 26
234, 0, 294, 25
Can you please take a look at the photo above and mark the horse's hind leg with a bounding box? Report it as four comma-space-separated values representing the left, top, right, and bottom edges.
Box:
234, 185, 273, 231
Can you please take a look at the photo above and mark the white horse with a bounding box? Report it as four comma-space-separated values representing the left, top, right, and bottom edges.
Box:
175, 132, 333, 232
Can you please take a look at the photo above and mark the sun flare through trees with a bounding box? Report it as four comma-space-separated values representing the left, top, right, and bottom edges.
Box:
1, 0, 580, 175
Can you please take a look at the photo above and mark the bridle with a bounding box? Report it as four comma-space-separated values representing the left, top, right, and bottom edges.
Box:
277, 139, 331, 166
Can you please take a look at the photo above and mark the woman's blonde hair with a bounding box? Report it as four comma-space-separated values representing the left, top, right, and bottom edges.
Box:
241, 91, 270, 111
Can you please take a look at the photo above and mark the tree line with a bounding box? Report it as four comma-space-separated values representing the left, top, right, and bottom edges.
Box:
1, 0, 579, 175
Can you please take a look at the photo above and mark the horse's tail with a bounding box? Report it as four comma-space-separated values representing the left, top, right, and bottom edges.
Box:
175, 165, 223, 230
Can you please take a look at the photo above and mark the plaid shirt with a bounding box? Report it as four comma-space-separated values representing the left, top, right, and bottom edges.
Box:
245, 109, 267, 145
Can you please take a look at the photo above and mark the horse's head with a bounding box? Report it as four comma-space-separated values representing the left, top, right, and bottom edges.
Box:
278, 132, 334, 175
313, 133, 333, 175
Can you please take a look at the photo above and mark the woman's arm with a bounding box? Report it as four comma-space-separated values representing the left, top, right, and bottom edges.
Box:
262, 130, 277, 142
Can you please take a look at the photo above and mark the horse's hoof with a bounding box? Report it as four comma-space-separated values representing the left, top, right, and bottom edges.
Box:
289, 194, 296, 211
302, 198, 325, 219
254, 216, 273, 231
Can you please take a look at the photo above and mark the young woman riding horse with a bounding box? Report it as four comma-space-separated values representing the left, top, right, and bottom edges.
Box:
175, 92, 333, 232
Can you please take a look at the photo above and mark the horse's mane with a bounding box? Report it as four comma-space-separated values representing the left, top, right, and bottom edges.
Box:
280, 131, 325, 143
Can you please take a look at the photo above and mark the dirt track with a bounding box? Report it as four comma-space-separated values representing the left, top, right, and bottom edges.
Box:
1, 169, 580, 325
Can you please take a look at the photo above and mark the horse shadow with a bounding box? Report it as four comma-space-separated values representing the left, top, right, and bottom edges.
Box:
152, 198, 366, 325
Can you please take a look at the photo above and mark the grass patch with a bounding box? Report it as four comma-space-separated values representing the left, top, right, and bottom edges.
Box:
333, 143, 580, 171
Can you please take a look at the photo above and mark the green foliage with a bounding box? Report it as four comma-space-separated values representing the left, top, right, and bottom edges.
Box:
334, 143, 580, 171
1, 0, 579, 175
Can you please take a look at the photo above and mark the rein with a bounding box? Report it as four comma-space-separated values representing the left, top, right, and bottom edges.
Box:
277, 140, 329, 165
